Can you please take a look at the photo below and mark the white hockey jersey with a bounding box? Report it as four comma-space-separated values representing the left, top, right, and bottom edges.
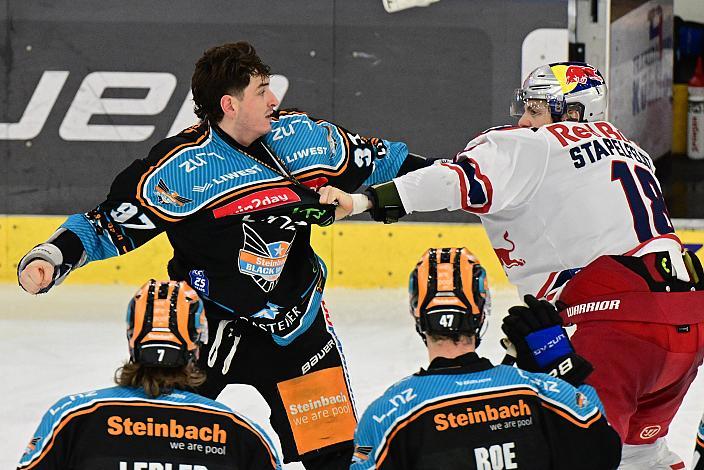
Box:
393, 121, 682, 298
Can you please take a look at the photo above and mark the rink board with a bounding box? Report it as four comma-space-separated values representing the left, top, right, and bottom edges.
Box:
2, 215, 704, 288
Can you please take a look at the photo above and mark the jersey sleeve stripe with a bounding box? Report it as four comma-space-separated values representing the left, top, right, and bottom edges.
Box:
536, 271, 558, 299
540, 402, 602, 428
375, 388, 538, 467
536, 268, 582, 300
622, 233, 683, 256
440, 159, 493, 214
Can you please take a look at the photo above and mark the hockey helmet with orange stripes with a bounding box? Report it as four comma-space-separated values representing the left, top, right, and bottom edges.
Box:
126, 280, 207, 367
409, 247, 490, 343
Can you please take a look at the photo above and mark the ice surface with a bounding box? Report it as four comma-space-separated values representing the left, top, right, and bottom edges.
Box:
2, 285, 702, 468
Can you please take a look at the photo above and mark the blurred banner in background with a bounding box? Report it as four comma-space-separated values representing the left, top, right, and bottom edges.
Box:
0, 0, 566, 220
609, 0, 674, 159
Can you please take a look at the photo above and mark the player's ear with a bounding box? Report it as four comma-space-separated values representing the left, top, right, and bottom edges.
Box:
220, 94, 238, 120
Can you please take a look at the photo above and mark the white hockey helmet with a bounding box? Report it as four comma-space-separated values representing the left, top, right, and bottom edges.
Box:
510, 62, 607, 122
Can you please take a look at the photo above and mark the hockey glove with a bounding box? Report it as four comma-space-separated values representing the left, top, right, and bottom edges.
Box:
365, 182, 406, 224
501, 295, 593, 386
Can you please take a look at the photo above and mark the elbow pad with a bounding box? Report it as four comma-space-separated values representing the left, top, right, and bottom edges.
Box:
365, 181, 406, 224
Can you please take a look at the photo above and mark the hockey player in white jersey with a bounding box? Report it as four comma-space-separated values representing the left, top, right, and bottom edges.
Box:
320, 62, 704, 469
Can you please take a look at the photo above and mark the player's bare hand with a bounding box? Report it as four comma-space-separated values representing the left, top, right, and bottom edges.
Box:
318, 186, 354, 220
19, 259, 55, 294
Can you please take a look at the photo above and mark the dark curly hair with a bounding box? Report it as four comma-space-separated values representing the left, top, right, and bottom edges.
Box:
191, 41, 271, 124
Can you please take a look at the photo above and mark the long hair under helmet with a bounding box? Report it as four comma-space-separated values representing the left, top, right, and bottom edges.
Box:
510, 62, 607, 122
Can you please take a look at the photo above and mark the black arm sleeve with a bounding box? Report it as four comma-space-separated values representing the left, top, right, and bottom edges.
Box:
49, 229, 85, 266
395, 153, 431, 177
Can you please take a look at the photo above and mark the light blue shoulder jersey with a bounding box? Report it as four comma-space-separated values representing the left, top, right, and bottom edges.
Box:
18, 386, 282, 470
265, 110, 409, 187
352, 364, 609, 469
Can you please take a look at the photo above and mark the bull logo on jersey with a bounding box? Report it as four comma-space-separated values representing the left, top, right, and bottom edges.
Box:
494, 231, 526, 270
238, 224, 294, 292
155, 179, 193, 207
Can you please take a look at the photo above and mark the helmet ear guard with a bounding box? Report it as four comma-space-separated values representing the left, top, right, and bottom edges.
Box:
409, 248, 490, 344
126, 280, 207, 367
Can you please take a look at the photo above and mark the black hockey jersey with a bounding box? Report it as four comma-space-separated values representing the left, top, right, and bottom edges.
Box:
17, 386, 281, 470
351, 353, 621, 469
56, 111, 411, 345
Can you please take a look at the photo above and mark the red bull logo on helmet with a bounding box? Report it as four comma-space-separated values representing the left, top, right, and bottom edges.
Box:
551, 63, 604, 94
566, 65, 603, 85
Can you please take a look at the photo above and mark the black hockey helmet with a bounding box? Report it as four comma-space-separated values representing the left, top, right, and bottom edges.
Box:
126, 280, 207, 367
409, 247, 490, 343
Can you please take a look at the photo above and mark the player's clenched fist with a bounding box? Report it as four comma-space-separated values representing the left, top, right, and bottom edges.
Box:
318, 186, 354, 220
318, 186, 371, 221
19, 259, 55, 294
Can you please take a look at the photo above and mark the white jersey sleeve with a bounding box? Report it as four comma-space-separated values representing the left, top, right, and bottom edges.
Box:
394, 121, 681, 297
394, 127, 551, 215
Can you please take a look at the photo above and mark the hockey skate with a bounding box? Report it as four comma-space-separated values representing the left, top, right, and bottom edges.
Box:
619, 438, 685, 469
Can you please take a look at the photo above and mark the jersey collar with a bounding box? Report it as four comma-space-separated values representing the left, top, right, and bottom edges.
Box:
416, 352, 494, 376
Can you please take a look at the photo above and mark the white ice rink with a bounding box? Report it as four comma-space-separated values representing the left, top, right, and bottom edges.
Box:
3, 284, 703, 469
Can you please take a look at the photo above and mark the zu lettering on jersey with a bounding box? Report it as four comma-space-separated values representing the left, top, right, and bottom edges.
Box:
271, 116, 313, 141
178, 152, 224, 173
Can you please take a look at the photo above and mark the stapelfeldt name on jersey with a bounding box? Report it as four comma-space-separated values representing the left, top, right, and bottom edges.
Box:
545, 122, 653, 171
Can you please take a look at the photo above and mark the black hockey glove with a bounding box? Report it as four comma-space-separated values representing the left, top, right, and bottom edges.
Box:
365, 182, 406, 224
501, 295, 593, 386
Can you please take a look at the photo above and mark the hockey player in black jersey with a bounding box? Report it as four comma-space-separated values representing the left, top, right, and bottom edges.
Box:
16, 42, 428, 469
351, 247, 621, 469
17, 280, 282, 470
